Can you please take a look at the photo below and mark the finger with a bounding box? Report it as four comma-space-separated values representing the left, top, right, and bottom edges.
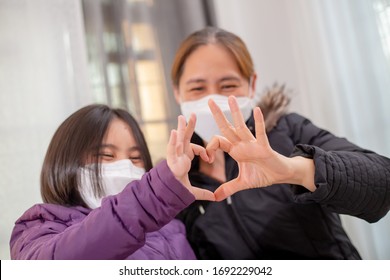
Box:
176, 115, 186, 155
190, 143, 209, 162
184, 113, 196, 143
228, 96, 255, 141
206, 135, 233, 154
183, 113, 196, 154
189, 186, 216, 201
167, 130, 177, 159
253, 107, 270, 147
204, 136, 215, 163
208, 98, 240, 143
214, 179, 243, 201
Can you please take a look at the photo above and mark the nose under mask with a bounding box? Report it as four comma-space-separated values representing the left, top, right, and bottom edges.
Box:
180, 94, 254, 143
79, 159, 145, 209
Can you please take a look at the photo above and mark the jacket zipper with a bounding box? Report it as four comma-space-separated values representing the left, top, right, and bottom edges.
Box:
227, 195, 263, 257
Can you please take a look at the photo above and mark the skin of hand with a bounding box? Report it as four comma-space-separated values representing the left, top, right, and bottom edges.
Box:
206, 95, 316, 201
167, 113, 215, 201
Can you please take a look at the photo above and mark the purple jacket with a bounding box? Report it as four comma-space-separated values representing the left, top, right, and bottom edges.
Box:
10, 161, 196, 260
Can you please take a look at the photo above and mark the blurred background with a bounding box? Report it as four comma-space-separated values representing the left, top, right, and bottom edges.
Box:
0, 0, 389, 260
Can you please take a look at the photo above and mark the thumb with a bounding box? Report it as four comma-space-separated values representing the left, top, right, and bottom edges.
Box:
190, 186, 216, 201
214, 179, 242, 201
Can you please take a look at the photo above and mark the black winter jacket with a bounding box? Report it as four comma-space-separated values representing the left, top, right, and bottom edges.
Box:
177, 112, 390, 259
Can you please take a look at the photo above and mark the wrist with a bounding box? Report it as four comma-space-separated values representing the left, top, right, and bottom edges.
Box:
175, 175, 192, 189
287, 156, 316, 192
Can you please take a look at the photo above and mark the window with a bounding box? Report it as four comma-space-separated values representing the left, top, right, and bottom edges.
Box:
82, 0, 211, 163
82, 0, 169, 162
374, 0, 390, 62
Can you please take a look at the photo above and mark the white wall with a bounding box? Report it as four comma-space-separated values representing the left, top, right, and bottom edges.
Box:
213, 0, 390, 259
213, 0, 343, 133
0, 0, 91, 259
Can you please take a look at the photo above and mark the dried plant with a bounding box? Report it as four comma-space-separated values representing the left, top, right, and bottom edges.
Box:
258, 83, 291, 132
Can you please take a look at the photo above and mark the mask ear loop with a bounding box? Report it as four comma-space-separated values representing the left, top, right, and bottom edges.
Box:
248, 76, 254, 98
179, 92, 185, 103
247, 76, 257, 113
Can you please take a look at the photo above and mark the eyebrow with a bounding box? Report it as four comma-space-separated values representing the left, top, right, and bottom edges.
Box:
185, 76, 241, 85
219, 76, 241, 83
185, 78, 206, 85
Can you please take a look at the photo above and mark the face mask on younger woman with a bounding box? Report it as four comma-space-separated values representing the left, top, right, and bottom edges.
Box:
180, 94, 253, 143
79, 159, 145, 209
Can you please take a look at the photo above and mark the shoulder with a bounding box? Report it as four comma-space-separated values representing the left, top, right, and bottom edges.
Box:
278, 112, 311, 128
10, 203, 89, 256
269, 112, 335, 150
270, 112, 311, 136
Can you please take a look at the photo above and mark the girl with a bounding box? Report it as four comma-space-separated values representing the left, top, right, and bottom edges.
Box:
10, 104, 214, 259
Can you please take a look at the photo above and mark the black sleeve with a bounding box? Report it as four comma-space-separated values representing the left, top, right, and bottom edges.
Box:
285, 113, 390, 223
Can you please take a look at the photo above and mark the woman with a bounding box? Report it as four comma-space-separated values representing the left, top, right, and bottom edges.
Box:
172, 26, 390, 259
10, 104, 214, 259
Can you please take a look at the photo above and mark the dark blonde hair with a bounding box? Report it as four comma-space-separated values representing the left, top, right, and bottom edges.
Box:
40, 104, 153, 207
171, 26, 255, 87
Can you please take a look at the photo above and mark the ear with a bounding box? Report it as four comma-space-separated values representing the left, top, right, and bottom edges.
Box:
249, 73, 257, 98
173, 85, 181, 104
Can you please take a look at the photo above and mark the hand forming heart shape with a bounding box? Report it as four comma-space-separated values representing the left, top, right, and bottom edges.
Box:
167, 96, 316, 202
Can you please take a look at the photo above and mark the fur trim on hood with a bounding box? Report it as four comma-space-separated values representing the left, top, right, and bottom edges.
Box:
257, 83, 291, 132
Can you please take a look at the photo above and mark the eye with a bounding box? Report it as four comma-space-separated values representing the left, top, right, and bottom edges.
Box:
221, 84, 239, 91
129, 155, 142, 163
129, 156, 144, 168
98, 153, 114, 159
189, 86, 204, 92
95, 149, 115, 161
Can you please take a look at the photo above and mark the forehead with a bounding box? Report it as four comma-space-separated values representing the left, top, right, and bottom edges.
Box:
103, 117, 137, 146
180, 44, 242, 82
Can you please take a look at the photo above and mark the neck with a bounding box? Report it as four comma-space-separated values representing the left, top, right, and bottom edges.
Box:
199, 149, 226, 183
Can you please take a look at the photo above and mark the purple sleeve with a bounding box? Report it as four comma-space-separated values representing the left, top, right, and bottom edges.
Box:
10, 160, 195, 259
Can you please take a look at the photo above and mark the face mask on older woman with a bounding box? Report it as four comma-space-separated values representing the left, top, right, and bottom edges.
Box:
180, 94, 253, 143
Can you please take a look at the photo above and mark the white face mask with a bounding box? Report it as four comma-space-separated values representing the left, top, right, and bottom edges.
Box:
180, 94, 254, 143
79, 159, 145, 209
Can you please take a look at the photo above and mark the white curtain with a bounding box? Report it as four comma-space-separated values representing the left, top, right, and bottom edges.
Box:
286, 0, 390, 259
0, 0, 91, 259
214, 0, 390, 259
295, 0, 390, 155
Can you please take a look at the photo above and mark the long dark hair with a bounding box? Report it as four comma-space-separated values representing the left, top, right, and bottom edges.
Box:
40, 104, 153, 207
